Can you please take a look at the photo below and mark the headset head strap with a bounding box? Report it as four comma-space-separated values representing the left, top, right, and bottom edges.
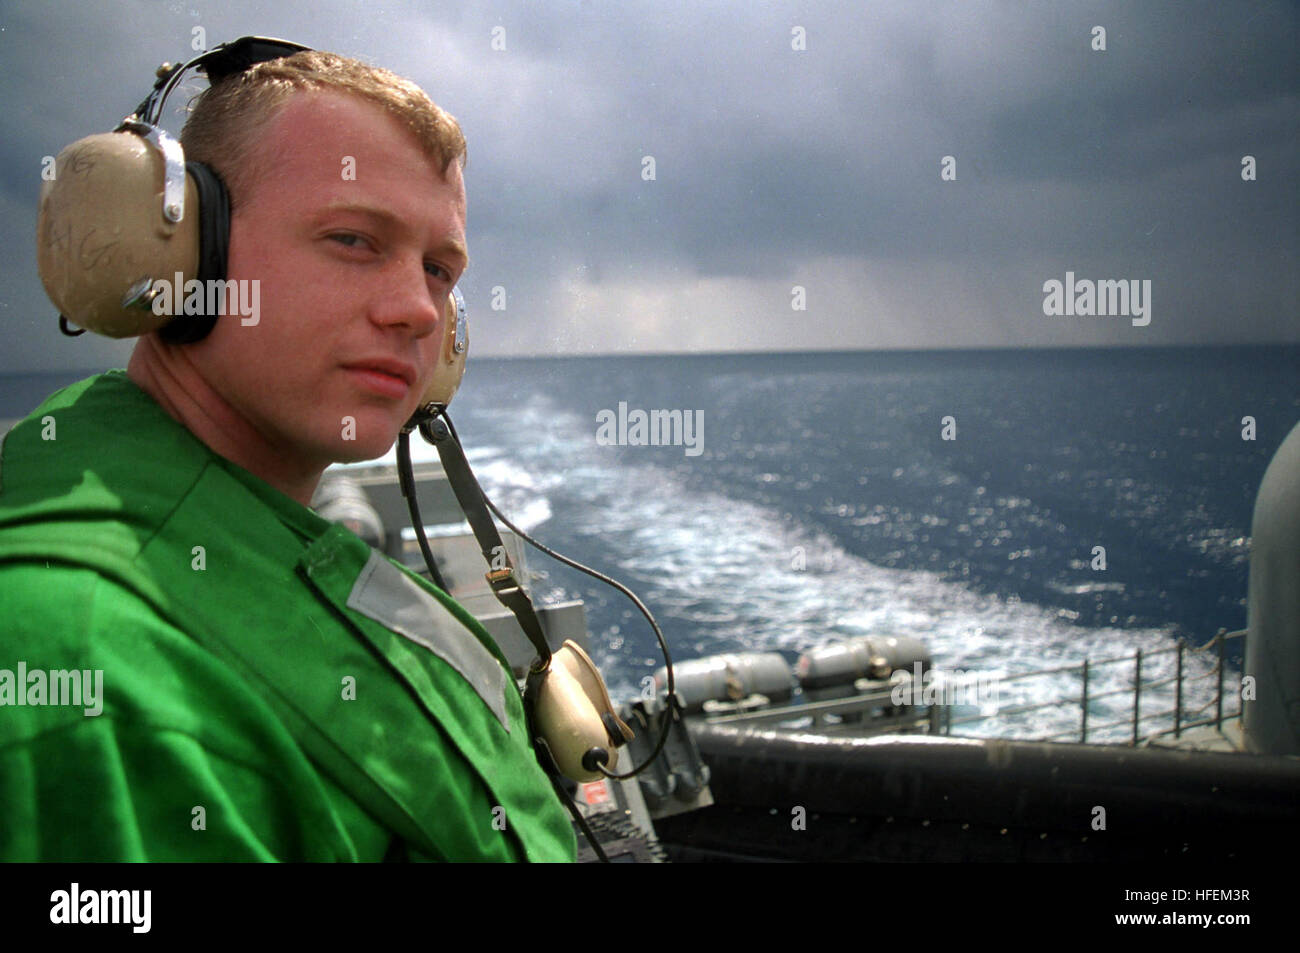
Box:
127, 35, 312, 128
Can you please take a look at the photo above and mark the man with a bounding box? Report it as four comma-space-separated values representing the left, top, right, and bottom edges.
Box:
0, 47, 577, 861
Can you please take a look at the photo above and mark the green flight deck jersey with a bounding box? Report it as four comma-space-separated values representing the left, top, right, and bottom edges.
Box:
0, 371, 577, 862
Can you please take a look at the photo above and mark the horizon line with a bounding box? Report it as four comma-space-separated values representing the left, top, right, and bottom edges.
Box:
5, 339, 1299, 377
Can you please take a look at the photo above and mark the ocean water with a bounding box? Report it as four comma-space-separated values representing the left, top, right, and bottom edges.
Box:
5, 346, 1298, 742
436, 346, 1298, 742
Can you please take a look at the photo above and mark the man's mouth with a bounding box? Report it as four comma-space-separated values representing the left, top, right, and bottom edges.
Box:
342, 359, 416, 399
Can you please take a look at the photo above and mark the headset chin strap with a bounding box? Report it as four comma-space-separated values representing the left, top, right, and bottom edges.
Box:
413, 408, 553, 671
402, 407, 635, 783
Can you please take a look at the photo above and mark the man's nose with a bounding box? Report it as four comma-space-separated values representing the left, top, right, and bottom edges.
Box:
369, 256, 442, 338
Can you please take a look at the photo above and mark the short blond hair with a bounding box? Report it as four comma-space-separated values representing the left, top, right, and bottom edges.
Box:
180, 50, 466, 206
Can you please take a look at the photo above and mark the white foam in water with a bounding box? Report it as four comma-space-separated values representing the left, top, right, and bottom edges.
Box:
535, 403, 1236, 740
358, 424, 557, 534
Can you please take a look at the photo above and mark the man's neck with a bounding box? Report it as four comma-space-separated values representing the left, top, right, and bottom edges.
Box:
127, 337, 324, 506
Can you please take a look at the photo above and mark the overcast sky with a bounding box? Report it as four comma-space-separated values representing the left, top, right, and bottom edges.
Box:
1, 0, 1295, 373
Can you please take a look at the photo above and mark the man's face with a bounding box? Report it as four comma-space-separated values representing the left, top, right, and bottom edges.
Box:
190, 90, 468, 468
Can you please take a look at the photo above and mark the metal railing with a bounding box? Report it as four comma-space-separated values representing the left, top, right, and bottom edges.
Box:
687, 629, 1247, 747
942, 628, 1247, 745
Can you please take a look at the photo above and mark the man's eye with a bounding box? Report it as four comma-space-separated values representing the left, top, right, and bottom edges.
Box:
330, 233, 366, 248
425, 262, 451, 281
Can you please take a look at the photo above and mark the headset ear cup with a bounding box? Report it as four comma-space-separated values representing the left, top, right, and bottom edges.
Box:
531, 641, 634, 782
158, 161, 230, 345
36, 131, 201, 337
418, 290, 468, 408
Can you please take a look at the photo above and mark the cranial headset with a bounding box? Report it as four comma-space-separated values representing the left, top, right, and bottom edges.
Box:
35, 35, 469, 409
36, 37, 675, 812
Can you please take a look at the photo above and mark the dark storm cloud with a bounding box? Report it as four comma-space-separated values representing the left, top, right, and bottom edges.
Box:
1, 0, 1295, 371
